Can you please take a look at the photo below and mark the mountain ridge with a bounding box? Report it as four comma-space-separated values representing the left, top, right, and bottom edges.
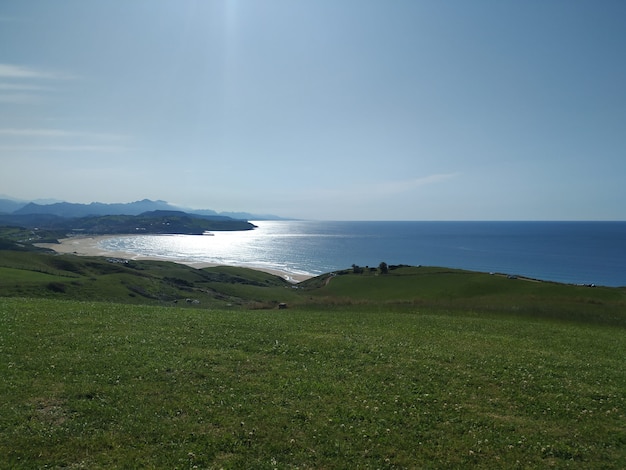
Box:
0, 197, 285, 220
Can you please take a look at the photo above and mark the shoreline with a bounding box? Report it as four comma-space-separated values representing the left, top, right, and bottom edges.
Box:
35, 235, 313, 284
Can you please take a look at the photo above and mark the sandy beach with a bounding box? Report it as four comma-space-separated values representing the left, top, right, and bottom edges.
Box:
36, 235, 312, 283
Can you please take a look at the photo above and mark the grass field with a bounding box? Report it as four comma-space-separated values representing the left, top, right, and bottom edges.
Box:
1, 297, 625, 469
0, 251, 298, 309
1, 248, 625, 468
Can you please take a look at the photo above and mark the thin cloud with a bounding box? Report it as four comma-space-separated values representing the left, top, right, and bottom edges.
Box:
0, 64, 76, 104
0, 128, 72, 137
0, 128, 128, 140
0, 63, 75, 80
0, 64, 50, 79
0, 127, 131, 155
0, 93, 41, 104
0, 145, 129, 152
0, 82, 50, 91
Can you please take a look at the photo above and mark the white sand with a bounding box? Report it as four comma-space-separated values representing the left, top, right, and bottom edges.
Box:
36, 235, 312, 283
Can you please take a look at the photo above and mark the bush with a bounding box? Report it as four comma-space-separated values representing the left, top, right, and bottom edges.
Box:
351, 264, 363, 274
46, 282, 67, 293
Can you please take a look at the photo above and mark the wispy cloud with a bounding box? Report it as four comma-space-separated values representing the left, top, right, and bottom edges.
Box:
0, 64, 74, 80
0, 128, 127, 140
0, 93, 41, 104
0, 127, 131, 153
0, 63, 76, 104
0, 145, 129, 153
0, 82, 50, 91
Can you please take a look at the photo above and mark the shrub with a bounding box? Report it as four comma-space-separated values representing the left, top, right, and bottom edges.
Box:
46, 282, 66, 293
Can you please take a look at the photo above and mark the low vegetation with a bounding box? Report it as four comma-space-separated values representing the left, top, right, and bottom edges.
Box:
0, 242, 625, 468
0, 248, 296, 310
0, 210, 255, 235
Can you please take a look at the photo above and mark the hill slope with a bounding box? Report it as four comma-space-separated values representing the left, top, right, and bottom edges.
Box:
1, 245, 625, 326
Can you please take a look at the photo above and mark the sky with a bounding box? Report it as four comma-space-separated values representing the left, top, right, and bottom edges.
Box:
1, 0, 625, 220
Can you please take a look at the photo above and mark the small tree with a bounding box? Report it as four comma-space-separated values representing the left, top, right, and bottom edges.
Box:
379, 261, 389, 274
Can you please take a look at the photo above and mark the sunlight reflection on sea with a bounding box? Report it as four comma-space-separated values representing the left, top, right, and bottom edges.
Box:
97, 220, 626, 287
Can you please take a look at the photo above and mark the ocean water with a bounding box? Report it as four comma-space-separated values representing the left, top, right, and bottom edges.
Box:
98, 221, 626, 287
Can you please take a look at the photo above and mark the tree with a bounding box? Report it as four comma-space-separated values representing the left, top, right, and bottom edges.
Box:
379, 261, 389, 274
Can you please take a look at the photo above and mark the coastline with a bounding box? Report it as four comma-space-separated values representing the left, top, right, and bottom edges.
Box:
36, 235, 313, 283
30, 221, 626, 288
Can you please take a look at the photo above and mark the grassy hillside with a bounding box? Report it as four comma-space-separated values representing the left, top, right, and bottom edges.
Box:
0, 211, 255, 234
1, 298, 624, 469
1, 248, 625, 467
298, 266, 626, 326
1, 249, 625, 326
0, 250, 298, 309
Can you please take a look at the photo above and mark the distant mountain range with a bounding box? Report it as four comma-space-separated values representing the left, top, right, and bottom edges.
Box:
0, 197, 287, 236
0, 197, 285, 221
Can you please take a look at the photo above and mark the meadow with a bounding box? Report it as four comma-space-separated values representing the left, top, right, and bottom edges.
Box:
0, 248, 625, 468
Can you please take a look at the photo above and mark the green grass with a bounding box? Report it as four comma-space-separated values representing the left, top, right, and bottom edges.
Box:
299, 266, 626, 327
1, 250, 626, 467
2, 251, 625, 326
0, 251, 295, 309
1, 298, 625, 468
0, 227, 65, 246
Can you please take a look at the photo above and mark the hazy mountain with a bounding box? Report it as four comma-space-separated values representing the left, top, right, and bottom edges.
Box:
172, 206, 286, 220
188, 208, 219, 215
0, 195, 64, 213
218, 211, 287, 221
13, 199, 174, 217
1, 196, 286, 220
180, 208, 287, 220
0, 199, 26, 214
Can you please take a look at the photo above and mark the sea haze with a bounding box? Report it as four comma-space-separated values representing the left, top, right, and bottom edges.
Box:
98, 221, 626, 287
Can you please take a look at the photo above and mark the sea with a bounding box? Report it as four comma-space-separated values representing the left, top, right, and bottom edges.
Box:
98, 220, 626, 287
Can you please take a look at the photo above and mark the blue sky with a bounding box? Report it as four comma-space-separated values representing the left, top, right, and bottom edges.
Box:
1, 0, 625, 220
